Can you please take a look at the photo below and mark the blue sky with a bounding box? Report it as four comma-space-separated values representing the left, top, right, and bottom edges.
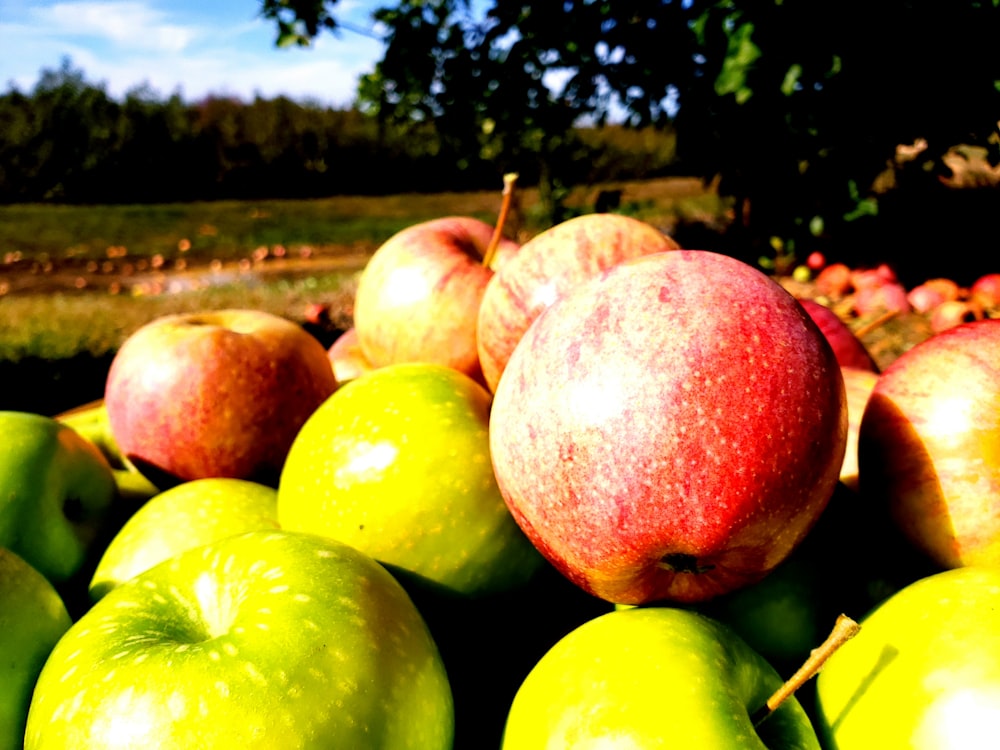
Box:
0, 0, 388, 106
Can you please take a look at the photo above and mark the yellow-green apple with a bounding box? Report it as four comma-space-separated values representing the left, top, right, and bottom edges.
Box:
352, 216, 518, 384
0, 411, 117, 583
104, 309, 337, 488
56, 399, 160, 504
278, 362, 543, 597
327, 326, 376, 383
25, 530, 454, 748
798, 299, 879, 373
815, 566, 1000, 749
858, 318, 1000, 568
477, 212, 680, 392
90, 477, 279, 600
839, 367, 880, 491
0, 548, 72, 750
490, 250, 848, 605
501, 606, 821, 749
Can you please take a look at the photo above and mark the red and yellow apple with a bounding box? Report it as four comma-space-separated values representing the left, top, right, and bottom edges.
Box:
477, 213, 680, 392
105, 309, 337, 488
326, 327, 375, 383
352, 216, 518, 384
858, 318, 1000, 568
799, 299, 878, 373
490, 250, 848, 605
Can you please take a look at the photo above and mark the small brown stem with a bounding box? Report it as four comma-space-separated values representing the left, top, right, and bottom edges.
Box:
482, 172, 519, 269
853, 309, 899, 339
751, 613, 860, 728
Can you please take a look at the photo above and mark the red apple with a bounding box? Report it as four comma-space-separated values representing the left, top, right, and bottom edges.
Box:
489, 250, 848, 605
105, 309, 338, 488
799, 299, 878, 372
477, 213, 680, 392
971, 272, 1000, 308
858, 318, 1000, 568
839, 366, 880, 491
907, 277, 961, 314
327, 327, 375, 383
929, 298, 981, 333
352, 216, 518, 384
806, 251, 827, 271
814, 262, 853, 298
853, 281, 911, 317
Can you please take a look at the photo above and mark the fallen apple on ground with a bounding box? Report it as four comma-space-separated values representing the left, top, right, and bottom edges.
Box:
278, 362, 543, 597
501, 606, 821, 749
0, 411, 117, 584
326, 326, 376, 383
0, 548, 72, 750
26, 530, 454, 748
90, 477, 279, 600
104, 308, 338, 488
490, 250, 848, 605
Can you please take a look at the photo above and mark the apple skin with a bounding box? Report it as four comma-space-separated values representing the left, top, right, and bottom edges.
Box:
971, 272, 1000, 308
477, 212, 680, 392
0, 411, 117, 584
858, 318, 1000, 569
90, 477, 279, 600
815, 566, 1000, 749
352, 216, 518, 384
799, 299, 879, 373
327, 326, 376, 383
104, 309, 338, 489
0, 548, 72, 750
26, 529, 454, 748
490, 250, 847, 605
501, 606, 820, 749
278, 362, 544, 598
839, 366, 880, 491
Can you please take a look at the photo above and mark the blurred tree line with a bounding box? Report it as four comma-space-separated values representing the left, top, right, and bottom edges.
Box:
0, 58, 677, 205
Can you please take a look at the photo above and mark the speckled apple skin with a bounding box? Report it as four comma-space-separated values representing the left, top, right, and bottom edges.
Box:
490, 250, 847, 605
477, 213, 680, 393
353, 216, 519, 385
858, 318, 1000, 569
105, 310, 338, 488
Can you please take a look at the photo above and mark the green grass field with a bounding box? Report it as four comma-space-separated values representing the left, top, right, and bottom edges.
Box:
0, 177, 729, 414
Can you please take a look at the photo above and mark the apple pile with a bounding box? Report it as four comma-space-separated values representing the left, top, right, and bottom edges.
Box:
6, 199, 1000, 748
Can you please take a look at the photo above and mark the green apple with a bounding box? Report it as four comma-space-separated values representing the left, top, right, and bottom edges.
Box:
0, 548, 72, 750
816, 566, 1000, 749
90, 477, 279, 600
26, 529, 454, 748
0, 411, 117, 583
501, 606, 821, 748
277, 362, 544, 597
56, 399, 160, 504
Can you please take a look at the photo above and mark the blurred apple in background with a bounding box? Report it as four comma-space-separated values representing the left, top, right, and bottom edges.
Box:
0, 548, 72, 750
815, 262, 853, 298
26, 530, 454, 748
0, 411, 117, 584
859, 318, 1000, 569
490, 250, 847, 605
929, 298, 981, 333
477, 212, 680, 392
799, 299, 879, 372
970, 272, 1000, 308
326, 326, 375, 383
352, 216, 518, 384
105, 309, 337, 489
907, 277, 962, 314
816, 566, 1000, 749
278, 362, 543, 598
501, 607, 821, 749
90, 477, 279, 600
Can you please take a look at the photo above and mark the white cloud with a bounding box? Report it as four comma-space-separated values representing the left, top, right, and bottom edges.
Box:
28, 1, 200, 53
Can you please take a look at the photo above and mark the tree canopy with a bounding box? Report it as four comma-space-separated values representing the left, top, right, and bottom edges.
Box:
261, 0, 1000, 278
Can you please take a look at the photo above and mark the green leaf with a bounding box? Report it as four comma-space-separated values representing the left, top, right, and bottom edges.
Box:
781, 64, 802, 95
714, 21, 761, 102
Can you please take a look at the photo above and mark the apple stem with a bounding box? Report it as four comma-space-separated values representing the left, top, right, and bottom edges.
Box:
482, 172, 519, 269
853, 309, 899, 339
751, 613, 860, 728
